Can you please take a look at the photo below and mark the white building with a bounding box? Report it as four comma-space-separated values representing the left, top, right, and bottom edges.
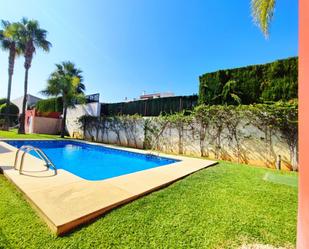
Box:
139, 92, 174, 100
12, 94, 42, 114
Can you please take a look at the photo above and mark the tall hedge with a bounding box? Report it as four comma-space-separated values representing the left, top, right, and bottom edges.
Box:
101, 95, 198, 116
199, 57, 298, 105
36, 97, 63, 113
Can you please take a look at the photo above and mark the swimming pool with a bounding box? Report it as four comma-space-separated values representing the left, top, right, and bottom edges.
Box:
5, 140, 179, 181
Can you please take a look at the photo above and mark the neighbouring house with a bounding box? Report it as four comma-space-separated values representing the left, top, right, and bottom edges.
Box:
139, 91, 174, 100
12, 94, 42, 114
25, 109, 62, 135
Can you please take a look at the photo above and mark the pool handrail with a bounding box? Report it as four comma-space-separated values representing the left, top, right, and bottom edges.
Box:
14, 145, 57, 175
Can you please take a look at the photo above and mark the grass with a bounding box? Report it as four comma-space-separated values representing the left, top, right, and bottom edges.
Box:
0, 129, 65, 139
0, 161, 297, 249
263, 172, 298, 187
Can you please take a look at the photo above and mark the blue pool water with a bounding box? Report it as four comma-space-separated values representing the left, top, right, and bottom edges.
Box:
5, 140, 179, 181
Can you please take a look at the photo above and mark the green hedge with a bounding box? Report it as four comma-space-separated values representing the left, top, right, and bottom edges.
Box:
0, 100, 19, 125
0, 103, 19, 115
199, 57, 298, 105
0, 98, 7, 106
36, 97, 63, 113
101, 95, 198, 116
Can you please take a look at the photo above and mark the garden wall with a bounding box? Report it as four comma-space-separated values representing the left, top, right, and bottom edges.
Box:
26, 116, 61, 134
78, 103, 298, 171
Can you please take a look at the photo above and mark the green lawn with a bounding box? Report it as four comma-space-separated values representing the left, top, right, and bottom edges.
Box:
0, 129, 65, 139
0, 161, 297, 249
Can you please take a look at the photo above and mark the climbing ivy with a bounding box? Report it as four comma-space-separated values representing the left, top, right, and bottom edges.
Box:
79, 102, 298, 170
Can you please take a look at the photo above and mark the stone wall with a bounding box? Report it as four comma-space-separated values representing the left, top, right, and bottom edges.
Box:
80, 116, 298, 171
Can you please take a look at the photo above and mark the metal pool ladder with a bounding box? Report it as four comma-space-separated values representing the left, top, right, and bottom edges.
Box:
14, 145, 57, 175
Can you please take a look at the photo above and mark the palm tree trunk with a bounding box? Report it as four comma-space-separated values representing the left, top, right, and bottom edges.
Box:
18, 67, 29, 134
4, 74, 13, 131
4, 49, 15, 131
61, 104, 67, 138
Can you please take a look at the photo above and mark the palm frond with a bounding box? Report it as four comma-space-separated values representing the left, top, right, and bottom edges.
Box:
251, 0, 276, 38
42, 61, 85, 107
20, 17, 28, 26
36, 39, 52, 52
0, 21, 22, 55
18, 18, 52, 53
1, 20, 10, 29
0, 39, 11, 50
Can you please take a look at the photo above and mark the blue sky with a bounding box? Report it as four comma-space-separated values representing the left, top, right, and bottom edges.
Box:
0, 0, 298, 103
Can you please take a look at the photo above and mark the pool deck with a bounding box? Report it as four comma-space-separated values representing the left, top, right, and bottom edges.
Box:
0, 139, 216, 235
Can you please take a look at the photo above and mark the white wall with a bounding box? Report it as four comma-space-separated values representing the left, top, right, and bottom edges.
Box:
66, 102, 101, 137
11, 94, 42, 114
81, 117, 297, 171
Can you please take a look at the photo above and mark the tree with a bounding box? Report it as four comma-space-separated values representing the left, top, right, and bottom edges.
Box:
251, 0, 276, 38
41, 61, 85, 138
0, 20, 22, 130
18, 17, 51, 134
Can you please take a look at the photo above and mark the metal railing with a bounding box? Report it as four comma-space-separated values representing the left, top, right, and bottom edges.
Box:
14, 145, 57, 175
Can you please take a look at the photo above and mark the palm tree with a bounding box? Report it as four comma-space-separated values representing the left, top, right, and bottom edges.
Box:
41, 61, 85, 138
251, 0, 276, 38
18, 17, 51, 134
0, 20, 22, 130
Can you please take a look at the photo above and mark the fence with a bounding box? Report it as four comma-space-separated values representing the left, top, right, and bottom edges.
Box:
101, 95, 198, 116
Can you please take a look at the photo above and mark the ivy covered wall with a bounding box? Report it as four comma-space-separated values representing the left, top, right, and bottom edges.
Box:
199, 57, 298, 105
79, 102, 298, 171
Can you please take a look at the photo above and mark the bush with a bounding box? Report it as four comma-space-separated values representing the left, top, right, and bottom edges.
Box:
0, 98, 7, 105
199, 57, 298, 105
0, 101, 19, 126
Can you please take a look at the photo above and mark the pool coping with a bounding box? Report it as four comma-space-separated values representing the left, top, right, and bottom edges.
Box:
0, 139, 217, 235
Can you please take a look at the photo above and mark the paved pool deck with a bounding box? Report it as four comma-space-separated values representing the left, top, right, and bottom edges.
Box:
0, 139, 216, 235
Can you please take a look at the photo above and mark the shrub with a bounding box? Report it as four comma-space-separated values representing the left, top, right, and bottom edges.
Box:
0, 101, 19, 126
0, 98, 7, 105
36, 97, 63, 113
